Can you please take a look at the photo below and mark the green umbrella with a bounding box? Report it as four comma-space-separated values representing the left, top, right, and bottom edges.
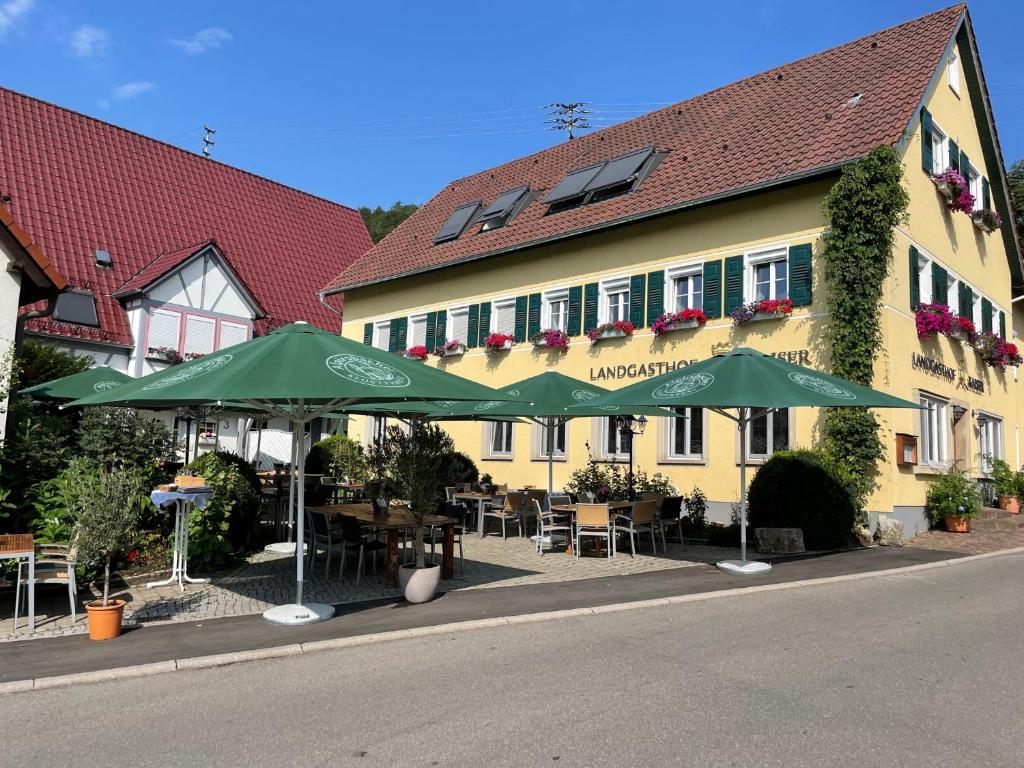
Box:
19, 366, 132, 401
69, 322, 513, 625
571, 347, 922, 574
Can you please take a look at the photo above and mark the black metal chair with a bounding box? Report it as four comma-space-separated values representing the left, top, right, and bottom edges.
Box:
655, 496, 686, 548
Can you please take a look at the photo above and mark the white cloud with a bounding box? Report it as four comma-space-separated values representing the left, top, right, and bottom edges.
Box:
112, 81, 154, 100
70, 24, 109, 58
168, 27, 232, 55
0, 0, 33, 38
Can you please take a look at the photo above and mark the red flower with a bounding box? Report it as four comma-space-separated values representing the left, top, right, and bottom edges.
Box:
483, 333, 516, 353
126, 550, 140, 564
405, 345, 429, 360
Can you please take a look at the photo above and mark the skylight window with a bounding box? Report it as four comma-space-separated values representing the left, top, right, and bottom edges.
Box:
477, 186, 529, 231
52, 289, 99, 327
585, 146, 654, 194
433, 201, 482, 244
543, 146, 659, 213
543, 163, 605, 205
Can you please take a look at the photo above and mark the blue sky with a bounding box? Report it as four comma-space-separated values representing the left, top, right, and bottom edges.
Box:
1, 1, 1022, 209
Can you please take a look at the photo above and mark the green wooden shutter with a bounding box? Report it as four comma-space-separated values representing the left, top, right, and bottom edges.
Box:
527, 293, 542, 338
362, 322, 373, 345
513, 296, 528, 342
434, 311, 447, 344
788, 244, 813, 307
999, 310, 1006, 340
424, 311, 437, 351
958, 283, 972, 320
909, 246, 921, 310
931, 263, 948, 307
982, 177, 991, 210
959, 150, 970, 181
982, 298, 993, 333
388, 318, 406, 352
646, 270, 665, 324
920, 108, 933, 173
948, 139, 959, 173
629, 274, 646, 327
724, 255, 744, 316
702, 260, 722, 318
477, 302, 491, 345
567, 286, 583, 336
583, 282, 599, 333
466, 304, 479, 348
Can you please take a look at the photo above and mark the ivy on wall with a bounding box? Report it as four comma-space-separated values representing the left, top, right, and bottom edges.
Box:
820, 146, 910, 500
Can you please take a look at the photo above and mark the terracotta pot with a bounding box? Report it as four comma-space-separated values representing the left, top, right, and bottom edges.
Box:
997, 495, 1020, 515
944, 515, 971, 533
85, 599, 126, 640
399, 564, 441, 604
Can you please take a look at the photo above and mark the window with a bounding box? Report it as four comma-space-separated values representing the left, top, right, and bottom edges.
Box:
487, 421, 514, 458
370, 416, 388, 445
930, 123, 948, 174
968, 165, 982, 201
184, 315, 216, 357
669, 407, 703, 459
917, 252, 933, 305
147, 308, 181, 352
409, 314, 428, 347
448, 307, 469, 344
978, 413, 1003, 473
536, 418, 566, 459
948, 49, 960, 96
601, 278, 630, 324
372, 320, 392, 351
218, 321, 248, 350
601, 416, 631, 459
670, 270, 703, 312
543, 289, 569, 331
747, 249, 788, 302
747, 409, 789, 459
198, 420, 217, 440
491, 299, 516, 335
920, 394, 949, 467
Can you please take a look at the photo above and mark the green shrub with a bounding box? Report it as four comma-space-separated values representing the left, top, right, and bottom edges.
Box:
683, 487, 708, 531
925, 467, 982, 525
991, 458, 1019, 498
76, 407, 178, 488
747, 449, 859, 549
306, 434, 368, 479
185, 451, 261, 569
436, 450, 479, 490
635, 471, 677, 497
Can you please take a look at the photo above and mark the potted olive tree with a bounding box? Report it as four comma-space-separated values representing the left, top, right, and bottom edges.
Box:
370, 421, 453, 603
925, 466, 982, 533
68, 461, 148, 639
991, 458, 1021, 514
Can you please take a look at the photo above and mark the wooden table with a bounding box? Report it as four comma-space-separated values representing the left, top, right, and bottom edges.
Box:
453, 493, 498, 536
1, 534, 35, 631
312, 504, 456, 588
550, 502, 633, 556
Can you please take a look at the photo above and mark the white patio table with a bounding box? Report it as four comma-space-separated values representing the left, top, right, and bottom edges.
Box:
147, 488, 215, 591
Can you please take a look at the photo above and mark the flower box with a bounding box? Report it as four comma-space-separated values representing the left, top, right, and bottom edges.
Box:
587, 321, 634, 342
651, 309, 707, 337
598, 329, 625, 340
971, 208, 1002, 233
933, 180, 954, 200
931, 168, 975, 214
146, 347, 182, 364
530, 329, 570, 351
434, 341, 467, 358
439, 347, 464, 358
731, 299, 793, 326
404, 345, 429, 361
483, 333, 516, 354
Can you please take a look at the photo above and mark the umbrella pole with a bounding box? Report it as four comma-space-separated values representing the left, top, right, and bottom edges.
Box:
739, 407, 748, 563
287, 426, 298, 543
547, 419, 555, 494
295, 417, 305, 607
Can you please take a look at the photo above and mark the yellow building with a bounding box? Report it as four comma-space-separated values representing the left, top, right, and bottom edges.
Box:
323, 5, 1022, 537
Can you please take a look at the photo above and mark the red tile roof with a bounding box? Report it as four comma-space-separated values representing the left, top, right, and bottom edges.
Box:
325, 5, 965, 293
0, 202, 65, 291
0, 87, 371, 346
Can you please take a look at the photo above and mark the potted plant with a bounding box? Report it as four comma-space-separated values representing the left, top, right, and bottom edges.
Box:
931, 167, 975, 213
434, 339, 467, 358
731, 298, 793, 326
991, 458, 1020, 514
925, 465, 981, 533
369, 421, 454, 603
587, 320, 634, 342
914, 303, 953, 340
947, 315, 977, 344
531, 328, 570, 351
971, 208, 1002, 233
975, 332, 1022, 370
483, 332, 515, 354
66, 461, 148, 640
404, 345, 429, 361
652, 308, 707, 336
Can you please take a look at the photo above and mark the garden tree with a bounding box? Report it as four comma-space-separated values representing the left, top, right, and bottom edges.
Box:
185, 450, 261, 567
1007, 159, 1024, 242
359, 201, 419, 243
76, 407, 178, 489
820, 145, 910, 514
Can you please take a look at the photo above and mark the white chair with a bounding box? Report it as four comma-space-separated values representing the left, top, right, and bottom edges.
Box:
533, 499, 572, 555
575, 503, 614, 560
16, 539, 78, 627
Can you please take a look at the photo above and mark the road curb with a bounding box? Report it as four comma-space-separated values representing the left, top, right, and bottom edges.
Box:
4, 545, 1022, 695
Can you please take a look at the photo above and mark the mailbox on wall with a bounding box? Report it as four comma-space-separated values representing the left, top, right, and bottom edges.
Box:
896, 433, 918, 466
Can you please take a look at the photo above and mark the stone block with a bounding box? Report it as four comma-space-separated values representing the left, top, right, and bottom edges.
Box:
754, 527, 805, 555
875, 516, 905, 547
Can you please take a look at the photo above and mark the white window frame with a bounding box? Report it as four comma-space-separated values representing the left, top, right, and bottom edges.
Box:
967, 164, 982, 201
667, 265, 703, 313
532, 417, 567, 461
542, 288, 569, 332
599, 276, 630, 325
446, 305, 470, 345
408, 313, 428, 348
218, 320, 249, 351
977, 412, 1003, 473
745, 247, 789, 303
596, 416, 631, 461
930, 122, 948, 174
668, 407, 704, 460
917, 250, 933, 305
372, 320, 392, 351
948, 49, 960, 96
490, 297, 516, 335
919, 393, 949, 468
745, 408, 790, 461
146, 307, 182, 353
484, 421, 514, 460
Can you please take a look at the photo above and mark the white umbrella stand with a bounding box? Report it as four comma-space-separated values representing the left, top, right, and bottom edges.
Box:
714, 406, 771, 575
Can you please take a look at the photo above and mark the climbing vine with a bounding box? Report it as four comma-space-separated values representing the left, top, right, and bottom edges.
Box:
820, 146, 910, 503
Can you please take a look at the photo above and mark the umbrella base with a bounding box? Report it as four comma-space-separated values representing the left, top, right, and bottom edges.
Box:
263, 603, 334, 625
264, 542, 306, 555
716, 559, 772, 575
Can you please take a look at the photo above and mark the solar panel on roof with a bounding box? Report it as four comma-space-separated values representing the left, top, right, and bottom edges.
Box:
543, 163, 605, 204
433, 201, 482, 243
584, 146, 655, 193
477, 186, 529, 223
52, 290, 99, 327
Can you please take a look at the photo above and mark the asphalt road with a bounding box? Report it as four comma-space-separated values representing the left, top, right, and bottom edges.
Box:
6, 553, 1024, 767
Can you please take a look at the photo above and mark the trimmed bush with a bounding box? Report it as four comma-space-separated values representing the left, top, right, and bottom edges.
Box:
186, 451, 261, 567
747, 449, 858, 550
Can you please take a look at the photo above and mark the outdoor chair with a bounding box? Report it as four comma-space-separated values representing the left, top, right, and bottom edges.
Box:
575, 503, 613, 560
307, 509, 346, 574
337, 515, 386, 586
425, 503, 467, 574
654, 496, 686, 549
545, 493, 572, 511
445, 486, 457, 503
15, 538, 78, 628
523, 489, 547, 534
533, 499, 572, 555
614, 499, 659, 557
482, 491, 523, 539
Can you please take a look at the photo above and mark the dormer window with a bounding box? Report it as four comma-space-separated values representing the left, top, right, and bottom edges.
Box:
477, 186, 529, 232
52, 289, 99, 327
433, 201, 481, 244
544, 146, 658, 213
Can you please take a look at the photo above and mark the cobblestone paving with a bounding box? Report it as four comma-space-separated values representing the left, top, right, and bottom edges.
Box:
0, 534, 739, 642
906, 520, 1024, 555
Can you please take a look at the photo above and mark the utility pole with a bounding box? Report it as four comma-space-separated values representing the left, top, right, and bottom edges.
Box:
546, 102, 591, 141
202, 125, 216, 158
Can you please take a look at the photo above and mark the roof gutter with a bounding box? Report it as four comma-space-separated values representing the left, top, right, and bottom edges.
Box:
322, 160, 851, 297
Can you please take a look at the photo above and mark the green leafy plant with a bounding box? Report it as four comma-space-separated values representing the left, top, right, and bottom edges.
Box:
990, 457, 1018, 498
683, 487, 708, 531
436, 450, 479, 491
306, 434, 368, 480
634, 470, 677, 498
76, 407, 178, 488
925, 466, 982, 524
184, 450, 261, 569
